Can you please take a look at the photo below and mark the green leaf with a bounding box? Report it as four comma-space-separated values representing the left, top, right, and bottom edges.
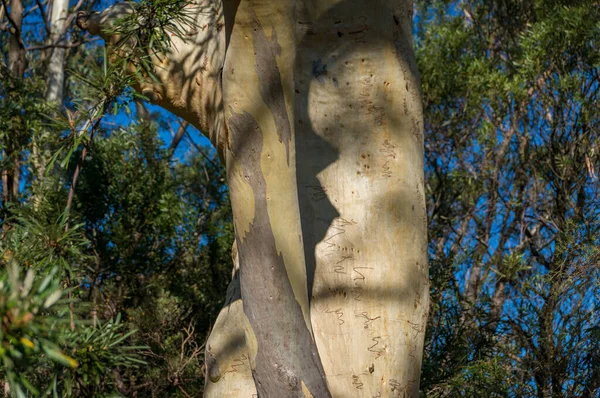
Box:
43, 290, 62, 308
43, 346, 78, 368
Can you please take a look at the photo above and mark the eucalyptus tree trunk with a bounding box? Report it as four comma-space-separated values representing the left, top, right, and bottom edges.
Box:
31, 0, 70, 195
6, 0, 25, 80
46, 0, 69, 103
79, 0, 428, 396
2, 0, 25, 205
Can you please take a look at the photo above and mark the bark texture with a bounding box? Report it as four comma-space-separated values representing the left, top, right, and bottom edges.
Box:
46, 0, 69, 103
2, 0, 25, 205
80, 1, 428, 396
222, 1, 330, 394
294, 1, 428, 395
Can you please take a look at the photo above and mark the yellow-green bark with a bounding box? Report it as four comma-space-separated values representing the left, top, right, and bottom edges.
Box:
204, 247, 257, 396
80, 1, 428, 396
223, 1, 330, 394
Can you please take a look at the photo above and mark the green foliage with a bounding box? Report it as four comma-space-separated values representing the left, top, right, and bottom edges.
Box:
110, 0, 198, 52
0, 116, 231, 396
418, 0, 600, 395
96, 0, 200, 89
0, 0, 232, 396
0, 263, 72, 397
64, 315, 147, 396
3, 211, 89, 275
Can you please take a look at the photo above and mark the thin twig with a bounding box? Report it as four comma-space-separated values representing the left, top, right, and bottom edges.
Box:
34, 0, 50, 35
177, 385, 192, 398
184, 130, 219, 169
168, 119, 189, 155
26, 41, 84, 51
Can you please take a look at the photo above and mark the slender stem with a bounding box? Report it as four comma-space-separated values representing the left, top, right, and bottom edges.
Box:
66, 274, 75, 331
184, 130, 219, 169
63, 101, 108, 331
64, 103, 107, 229
64, 145, 87, 230
168, 120, 189, 155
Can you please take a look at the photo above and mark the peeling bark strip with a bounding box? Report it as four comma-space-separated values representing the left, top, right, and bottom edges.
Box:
249, 10, 293, 165
228, 110, 330, 398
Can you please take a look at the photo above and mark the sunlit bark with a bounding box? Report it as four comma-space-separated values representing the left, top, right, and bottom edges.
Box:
294, 1, 428, 395
46, 0, 69, 103
79, 0, 428, 396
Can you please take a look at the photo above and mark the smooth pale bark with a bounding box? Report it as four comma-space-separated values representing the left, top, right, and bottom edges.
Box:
222, 0, 331, 394
80, 0, 428, 396
295, 1, 428, 395
46, 0, 69, 103
204, 245, 257, 396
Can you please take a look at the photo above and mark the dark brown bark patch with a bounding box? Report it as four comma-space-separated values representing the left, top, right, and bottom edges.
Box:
228, 110, 330, 397
249, 10, 293, 165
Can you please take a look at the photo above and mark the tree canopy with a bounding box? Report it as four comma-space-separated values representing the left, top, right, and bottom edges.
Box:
418, 0, 600, 395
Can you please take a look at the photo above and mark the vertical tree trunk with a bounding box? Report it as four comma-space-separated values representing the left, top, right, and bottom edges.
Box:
2, 0, 25, 205
222, 0, 331, 395
294, 1, 428, 395
213, 1, 427, 396
78, 1, 428, 396
46, 0, 69, 103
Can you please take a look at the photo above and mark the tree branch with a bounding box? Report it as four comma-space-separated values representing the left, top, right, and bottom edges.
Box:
26, 41, 85, 51
1, 0, 24, 49
34, 0, 50, 35
168, 120, 189, 155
